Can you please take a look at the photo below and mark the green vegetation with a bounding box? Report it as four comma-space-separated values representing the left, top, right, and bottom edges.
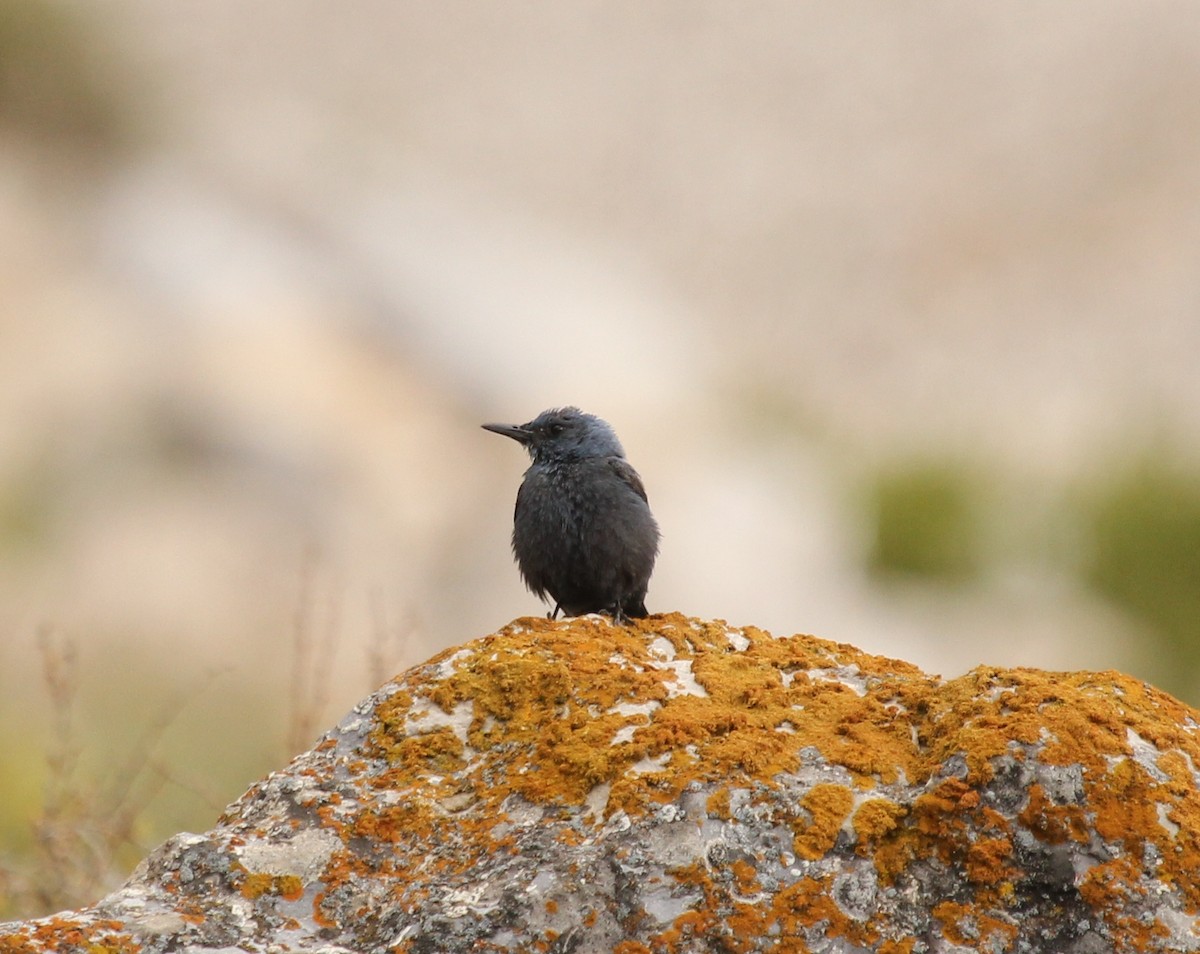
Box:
1082, 457, 1200, 700
0, 0, 132, 151
862, 447, 1200, 703
0, 461, 57, 556
0, 574, 393, 920
0, 636, 312, 918
866, 461, 982, 582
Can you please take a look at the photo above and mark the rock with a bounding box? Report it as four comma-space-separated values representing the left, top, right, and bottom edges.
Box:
3, 614, 1200, 953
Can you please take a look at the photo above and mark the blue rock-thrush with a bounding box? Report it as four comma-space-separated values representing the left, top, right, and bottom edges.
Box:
482, 407, 659, 621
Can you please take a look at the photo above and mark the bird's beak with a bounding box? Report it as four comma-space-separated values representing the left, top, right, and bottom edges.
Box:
481, 422, 533, 445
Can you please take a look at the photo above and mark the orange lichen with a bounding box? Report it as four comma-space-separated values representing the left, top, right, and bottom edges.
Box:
932, 900, 1018, 949
1017, 783, 1089, 844
239, 872, 274, 900
311, 891, 337, 929
0, 919, 139, 954
731, 858, 761, 894
793, 784, 854, 860
851, 797, 906, 849
769, 876, 871, 947
367, 724, 465, 775
365, 614, 935, 828
964, 835, 1014, 885
706, 788, 731, 819
349, 801, 435, 844
235, 869, 304, 902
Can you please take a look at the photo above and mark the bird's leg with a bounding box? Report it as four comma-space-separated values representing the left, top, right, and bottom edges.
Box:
549, 603, 562, 620
608, 603, 628, 625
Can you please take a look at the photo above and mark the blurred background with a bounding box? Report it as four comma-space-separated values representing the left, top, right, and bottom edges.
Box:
3, 0, 1200, 916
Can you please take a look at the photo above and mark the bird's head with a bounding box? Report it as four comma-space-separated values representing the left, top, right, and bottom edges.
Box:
482, 406, 625, 463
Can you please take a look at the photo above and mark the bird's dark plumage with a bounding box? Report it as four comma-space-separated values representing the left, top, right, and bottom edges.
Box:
482, 407, 659, 621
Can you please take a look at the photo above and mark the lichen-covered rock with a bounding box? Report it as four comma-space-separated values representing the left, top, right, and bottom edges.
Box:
4, 614, 1200, 953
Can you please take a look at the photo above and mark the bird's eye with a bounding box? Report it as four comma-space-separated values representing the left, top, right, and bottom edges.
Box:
549, 423, 565, 436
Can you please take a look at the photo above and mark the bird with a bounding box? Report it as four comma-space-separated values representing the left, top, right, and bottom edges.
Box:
482, 407, 659, 622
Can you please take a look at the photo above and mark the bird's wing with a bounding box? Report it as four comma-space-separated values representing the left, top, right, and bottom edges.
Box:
514, 473, 531, 521
608, 457, 649, 504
